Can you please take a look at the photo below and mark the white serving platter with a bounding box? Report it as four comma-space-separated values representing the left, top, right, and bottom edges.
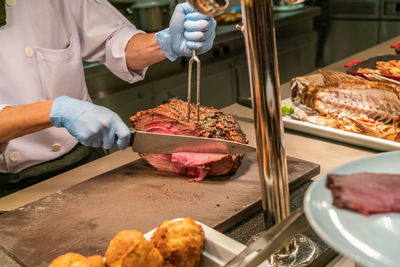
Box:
282, 98, 400, 151
144, 218, 247, 267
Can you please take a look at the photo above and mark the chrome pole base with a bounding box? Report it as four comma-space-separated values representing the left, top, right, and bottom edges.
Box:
247, 234, 316, 267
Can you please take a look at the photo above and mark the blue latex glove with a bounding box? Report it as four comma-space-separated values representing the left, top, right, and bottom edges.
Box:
155, 2, 216, 61
49, 96, 130, 150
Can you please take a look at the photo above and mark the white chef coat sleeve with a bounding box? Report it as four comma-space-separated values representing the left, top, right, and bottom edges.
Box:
0, 105, 9, 112
68, 0, 147, 84
0, 105, 9, 153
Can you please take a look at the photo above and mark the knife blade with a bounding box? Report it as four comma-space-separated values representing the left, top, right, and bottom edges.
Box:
129, 128, 256, 154
223, 209, 309, 267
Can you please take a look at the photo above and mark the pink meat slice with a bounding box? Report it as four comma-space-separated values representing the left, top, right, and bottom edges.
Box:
326, 172, 400, 216
138, 126, 241, 181
171, 153, 230, 182
140, 152, 233, 182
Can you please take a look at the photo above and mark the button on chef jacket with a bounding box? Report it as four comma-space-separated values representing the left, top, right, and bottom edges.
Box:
0, 0, 147, 173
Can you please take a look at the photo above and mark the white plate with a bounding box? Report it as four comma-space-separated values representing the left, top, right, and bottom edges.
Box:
144, 218, 246, 267
282, 98, 400, 151
304, 151, 400, 267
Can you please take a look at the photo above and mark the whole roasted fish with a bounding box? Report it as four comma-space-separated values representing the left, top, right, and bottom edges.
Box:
291, 70, 400, 141
291, 70, 400, 124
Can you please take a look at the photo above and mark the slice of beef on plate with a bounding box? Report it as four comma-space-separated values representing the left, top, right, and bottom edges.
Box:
326, 172, 400, 216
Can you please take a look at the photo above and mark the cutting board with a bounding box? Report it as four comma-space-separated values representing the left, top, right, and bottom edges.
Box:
0, 154, 319, 267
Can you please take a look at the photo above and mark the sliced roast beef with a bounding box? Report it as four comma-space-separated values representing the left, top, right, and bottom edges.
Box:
130, 100, 247, 182
326, 172, 400, 215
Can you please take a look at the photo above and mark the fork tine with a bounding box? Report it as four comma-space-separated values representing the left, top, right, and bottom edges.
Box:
187, 50, 201, 122
187, 53, 194, 122
195, 52, 201, 121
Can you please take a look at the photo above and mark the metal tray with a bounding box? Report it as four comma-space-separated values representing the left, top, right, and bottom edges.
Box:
345, 54, 400, 81
144, 218, 247, 267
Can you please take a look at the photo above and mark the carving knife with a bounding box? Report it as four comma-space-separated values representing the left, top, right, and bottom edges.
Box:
128, 128, 256, 154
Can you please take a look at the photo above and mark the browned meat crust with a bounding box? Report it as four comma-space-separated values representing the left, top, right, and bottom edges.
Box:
130, 99, 247, 143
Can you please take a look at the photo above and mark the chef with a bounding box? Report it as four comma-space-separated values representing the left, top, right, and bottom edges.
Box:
0, 0, 216, 196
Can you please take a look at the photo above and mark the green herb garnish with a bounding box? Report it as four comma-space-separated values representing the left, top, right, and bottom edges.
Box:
282, 102, 294, 116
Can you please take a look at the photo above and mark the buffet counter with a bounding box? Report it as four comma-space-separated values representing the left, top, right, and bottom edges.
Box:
1, 35, 399, 267
4, 29, 395, 213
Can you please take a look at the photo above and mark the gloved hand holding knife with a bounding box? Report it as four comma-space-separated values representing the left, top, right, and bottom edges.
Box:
50, 96, 131, 150
50, 96, 255, 155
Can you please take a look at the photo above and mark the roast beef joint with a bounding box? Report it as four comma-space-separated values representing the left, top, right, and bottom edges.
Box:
130, 100, 248, 182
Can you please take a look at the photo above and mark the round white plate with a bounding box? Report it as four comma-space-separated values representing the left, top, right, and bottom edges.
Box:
304, 151, 400, 267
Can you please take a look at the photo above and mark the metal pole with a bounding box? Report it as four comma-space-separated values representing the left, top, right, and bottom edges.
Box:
186, 0, 315, 264
240, 1, 316, 265
241, 0, 290, 232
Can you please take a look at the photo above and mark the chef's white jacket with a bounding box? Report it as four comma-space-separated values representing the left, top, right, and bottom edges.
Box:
0, 0, 147, 173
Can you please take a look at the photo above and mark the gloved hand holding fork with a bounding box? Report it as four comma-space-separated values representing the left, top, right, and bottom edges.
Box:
49, 3, 216, 151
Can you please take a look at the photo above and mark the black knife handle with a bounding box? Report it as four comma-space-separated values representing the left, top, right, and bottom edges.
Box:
114, 127, 136, 148
128, 127, 136, 147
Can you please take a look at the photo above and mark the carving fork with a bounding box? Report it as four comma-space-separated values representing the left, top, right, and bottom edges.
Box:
187, 50, 201, 122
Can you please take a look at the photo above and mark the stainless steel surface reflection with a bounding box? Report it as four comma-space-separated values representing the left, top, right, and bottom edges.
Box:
224, 209, 312, 267
126, 1, 171, 32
